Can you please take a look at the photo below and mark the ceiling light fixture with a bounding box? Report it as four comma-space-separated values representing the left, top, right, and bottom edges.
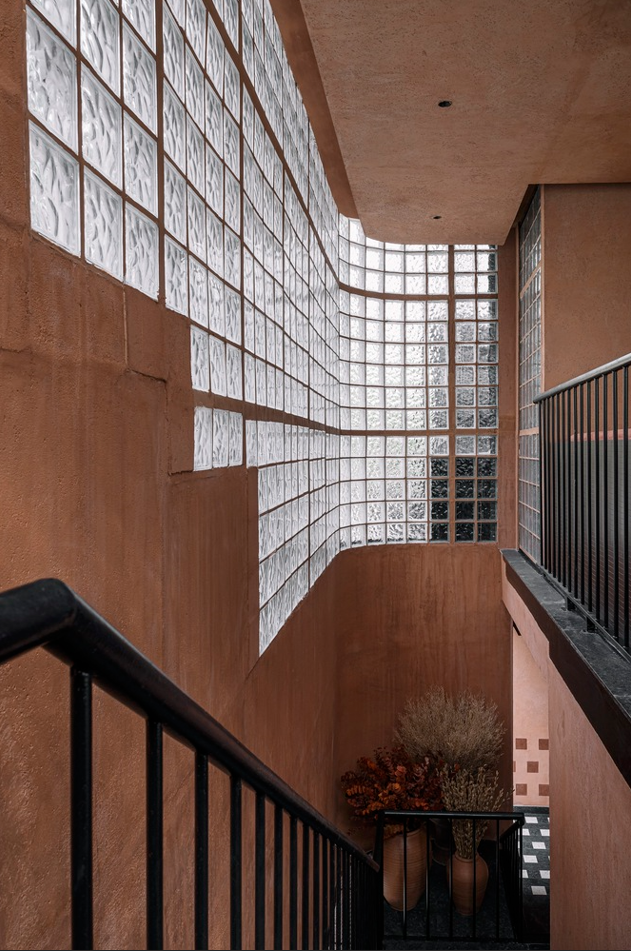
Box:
437, 100, 452, 108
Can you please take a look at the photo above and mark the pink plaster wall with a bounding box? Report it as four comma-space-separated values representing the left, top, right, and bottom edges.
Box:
512, 627, 549, 806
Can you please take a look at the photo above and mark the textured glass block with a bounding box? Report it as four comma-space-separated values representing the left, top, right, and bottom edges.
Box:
245, 419, 257, 467
187, 187, 206, 261
163, 82, 186, 171
194, 406, 213, 470
189, 257, 208, 325
224, 228, 241, 288
207, 211, 224, 277
165, 236, 188, 314
205, 85, 224, 159
186, 46, 205, 131
187, 0, 207, 62
456, 344, 476, 364
228, 411, 243, 466
227, 344, 243, 399
81, 69, 122, 186
456, 410, 476, 428
186, 118, 205, 195
123, 0, 156, 50
224, 54, 240, 120
206, 150, 223, 221
81, 0, 120, 94
224, 0, 238, 47
209, 334, 227, 396
164, 159, 186, 242
208, 273, 225, 336
84, 170, 123, 278
163, 7, 184, 97
190, 325, 209, 390
123, 24, 157, 132
213, 409, 229, 467
124, 114, 157, 214
167, 0, 185, 26
206, 17, 224, 94
32, 0, 76, 44
225, 170, 240, 232
28, 10, 78, 151
125, 203, 158, 297
224, 112, 240, 175
225, 287, 241, 342
29, 122, 80, 255
244, 352, 256, 402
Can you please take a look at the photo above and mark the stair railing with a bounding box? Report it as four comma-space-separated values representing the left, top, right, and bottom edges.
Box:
0, 578, 380, 951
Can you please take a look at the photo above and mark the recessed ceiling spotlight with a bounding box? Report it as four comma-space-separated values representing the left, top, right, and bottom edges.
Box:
432, 215, 442, 220
438, 100, 452, 108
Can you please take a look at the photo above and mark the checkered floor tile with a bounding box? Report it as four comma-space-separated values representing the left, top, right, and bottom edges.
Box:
520, 807, 550, 940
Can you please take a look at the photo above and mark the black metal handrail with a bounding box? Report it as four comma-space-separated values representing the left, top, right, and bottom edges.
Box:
374, 809, 524, 944
0, 578, 380, 950
534, 352, 631, 653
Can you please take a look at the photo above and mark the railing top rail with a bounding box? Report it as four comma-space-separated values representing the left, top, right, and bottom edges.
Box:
0, 578, 377, 870
533, 350, 631, 403
379, 809, 524, 822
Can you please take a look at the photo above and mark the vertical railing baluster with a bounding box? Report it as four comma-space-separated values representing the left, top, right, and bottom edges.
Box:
587, 380, 593, 612
495, 819, 500, 940
342, 850, 350, 951
195, 752, 209, 951
321, 838, 329, 951
290, 817, 298, 951
329, 838, 336, 950
624, 366, 629, 652
335, 846, 342, 951
313, 832, 320, 951
274, 805, 283, 951
255, 792, 266, 951
539, 398, 545, 568
555, 393, 561, 580
613, 369, 620, 641
147, 720, 164, 951
70, 668, 93, 951
560, 388, 567, 588
230, 776, 242, 951
402, 820, 408, 939
573, 383, 579, 597
603, 373, 610, 630
566, 388, 572, 594
302, 824, 310, 950
472, 817, 477, 940
580, 382, 585, 604
595, 376, 601, 620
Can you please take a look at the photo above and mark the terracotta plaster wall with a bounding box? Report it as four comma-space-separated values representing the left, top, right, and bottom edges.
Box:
512, 628, 549, 807
542, 184, 631, 391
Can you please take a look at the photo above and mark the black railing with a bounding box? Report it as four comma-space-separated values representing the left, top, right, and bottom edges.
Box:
535, 353, 631, 653
0, 579, 380, 950
374, 810, 524, 944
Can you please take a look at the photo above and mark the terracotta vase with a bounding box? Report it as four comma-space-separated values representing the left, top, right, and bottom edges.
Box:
448, 851, 489, 916
382, 827, 428, 911
429, 816, 453, 866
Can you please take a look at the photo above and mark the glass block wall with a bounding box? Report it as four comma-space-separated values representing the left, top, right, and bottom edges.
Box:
518, 188, 542, 561
25, 0, 500, 653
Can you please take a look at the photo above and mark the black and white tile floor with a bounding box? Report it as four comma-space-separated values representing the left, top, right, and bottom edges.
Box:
519, 806, 550, 943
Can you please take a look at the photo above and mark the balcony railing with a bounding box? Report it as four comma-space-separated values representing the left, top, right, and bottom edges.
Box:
535, 352, 631, 653
0, 579, 380, 950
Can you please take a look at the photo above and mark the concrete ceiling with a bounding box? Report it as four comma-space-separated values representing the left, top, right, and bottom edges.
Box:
280, 0, 631, 244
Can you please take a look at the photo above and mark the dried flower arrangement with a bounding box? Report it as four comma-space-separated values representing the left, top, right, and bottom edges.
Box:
395, 686, 506, 772
440, 766, 511, 859
340, 745, 443, 838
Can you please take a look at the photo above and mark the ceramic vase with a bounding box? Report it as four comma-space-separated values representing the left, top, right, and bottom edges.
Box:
382, 827, 428, 911
448, 851, 489, 916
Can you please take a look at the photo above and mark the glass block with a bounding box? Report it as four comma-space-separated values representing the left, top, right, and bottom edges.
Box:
244, 353, 256, 402
190, 325, 209, 390
225, 287, 241, 342
408, 523, 427, 543
164, 160, 186, 242
206, 16, 224, 95
455, 523, 475, 542
430, 436, 449, 456
225, 169, 241, 232
163, 82, 186, 170
431, 501, 449, 520
81, 0, 120, 95
477, 523, 497, 542
81, 69, 121, 186
478, 344, 499, 364
213, 409, 229, 467
84, 169, 123, 279
227, 344, 243, 399
205, 83, 224, 157
224, 54, 240, 120
387, 523, 405, 543
186, 0, 207, 62
455, 457, 475, 477
123, 0, 155, 50
431, 523, 449, 542
224, 228, 241, 288
205, 147, 223, 216
209, 334, 227, 396
185, 188, 206, 262
224, 0, 239, 47
123, 24, 157, 132
185, 46, 205, 133
228, 411, 243, 466
163, 7, 184, 97
186, 118, 205, 195
124, 114, 157, 214
165, 236, 188, 314
479, 408, 498, 428
31, 0, 76, 45
167, 0, 185, 26
28, 10, 78, 151
245, 419, 257, 467
208, 273, 225, 336
125, 203, 158, 297
477, 457, 497, 476
430, 479, 449, 500
224, 112, 240, 175
194, 406, 213, 470
207, 211, 224, 276
188, 256, 208, 325
478, 501, 497, 520
478, 479, 497, 499
29, 122, 80, 255
408, 478, 427, 497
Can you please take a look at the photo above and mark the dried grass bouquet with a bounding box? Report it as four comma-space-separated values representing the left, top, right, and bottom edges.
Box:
440, 766, 511, 859
395, 686, 506, 772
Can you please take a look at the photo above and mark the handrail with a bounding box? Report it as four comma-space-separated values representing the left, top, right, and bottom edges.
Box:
0, 578, 380, 950
0, 578, 374, 864
534, 351, 631, 403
